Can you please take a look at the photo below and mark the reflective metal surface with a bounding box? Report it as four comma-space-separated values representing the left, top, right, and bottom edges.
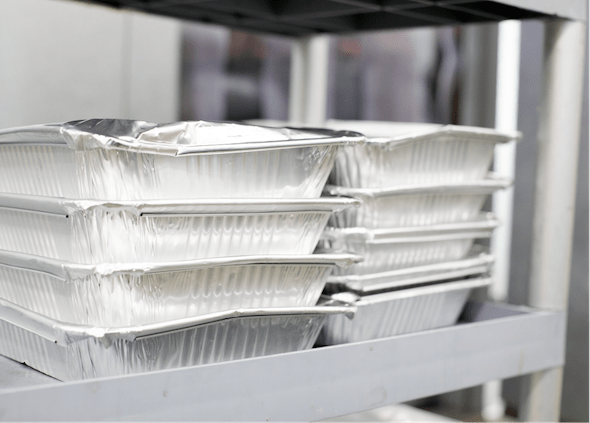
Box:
326, 175, 512, 228
0, 194, 358, 263
0, 299, 354, 381
318, 277, 492, 345
325, 121, 520, 188
317, 216, 498, 275
0, 120, 364, 200
0, 249, 360, 326
325, 251, 493, 294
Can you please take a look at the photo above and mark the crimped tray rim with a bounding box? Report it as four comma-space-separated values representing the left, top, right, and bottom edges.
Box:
324, 120, 521, 148
0, 121, 365, 156
0, 297, 356, 346
324, 173, 513, 198
327, 254, 493, 284
332, 277, 492, 306
0, 193, 360, 216
322, 215, 498, 242
0, 249, 363, 279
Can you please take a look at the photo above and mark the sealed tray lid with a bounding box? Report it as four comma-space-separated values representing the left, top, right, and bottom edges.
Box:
324, 120, 521, 149
0, 296, 356, 347
0, 120, 365, 156
0, 249, 363, 280
0, 192, 360, 216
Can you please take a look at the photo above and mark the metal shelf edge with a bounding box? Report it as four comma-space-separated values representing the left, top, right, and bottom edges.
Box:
0, 301, 566, 421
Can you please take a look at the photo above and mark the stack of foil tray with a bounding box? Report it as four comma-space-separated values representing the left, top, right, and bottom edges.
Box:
0, 120, 364, 379
316, 120, 520, 345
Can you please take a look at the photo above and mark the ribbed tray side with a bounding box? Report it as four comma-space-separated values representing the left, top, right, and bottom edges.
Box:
0, 207, 332, 262
330, 138, 495, 188
0, 208, 72, 260
69, 210, 332, 262
0, 317, 68, 380
328, 192, 488, 228
0, 314, 327, 381
329, 238, 475, 275
0, 262, 333, 326
318, 286, 471, 344
0, 144, 338, 200
0, 145, 78, 197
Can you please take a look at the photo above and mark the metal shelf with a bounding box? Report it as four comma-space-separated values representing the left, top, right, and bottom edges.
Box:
74, 0, 586, 36
0, 302, 565, 421
3, 1, 584, 420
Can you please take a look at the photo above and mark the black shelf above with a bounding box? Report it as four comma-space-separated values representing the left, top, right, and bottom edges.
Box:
73, 0, 584, 36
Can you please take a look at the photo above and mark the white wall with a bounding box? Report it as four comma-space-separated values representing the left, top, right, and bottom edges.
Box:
0, 0, 181, 128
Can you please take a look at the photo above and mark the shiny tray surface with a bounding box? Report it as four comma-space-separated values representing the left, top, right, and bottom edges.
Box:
0, 120, 364, 200
326, 175, 511, 228
324, 120, 520, 188
317, 217, 497, 275
0, 299, 354, 381
0, 249, 359, 326
318, 277, 491, 344
0, 194, 358, 263
325, 252, 493, 294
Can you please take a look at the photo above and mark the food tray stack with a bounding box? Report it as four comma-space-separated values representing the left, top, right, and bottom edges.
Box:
0, 119, 366, 380
315, 120, 521, 344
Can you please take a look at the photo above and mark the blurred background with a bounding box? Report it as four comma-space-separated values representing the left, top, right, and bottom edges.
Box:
0, 0, 587, 421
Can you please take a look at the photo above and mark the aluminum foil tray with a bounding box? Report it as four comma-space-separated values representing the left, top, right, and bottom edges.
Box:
316, 216, 498, 276
0, 299, 354, 381
326, 174, 511, 229
324, 120, 521, 188
324, 252, 493, 295
317, 277, 491, 345
0, 120, 364, 200
0, 193, 358, 263
0, 249, 360, 326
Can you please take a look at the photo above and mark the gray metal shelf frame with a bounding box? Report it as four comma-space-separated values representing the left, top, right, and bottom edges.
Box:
0, 0, 586, 421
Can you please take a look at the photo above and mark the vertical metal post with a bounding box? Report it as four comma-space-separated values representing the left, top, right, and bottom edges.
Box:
289, 39, 306, 124
519, 19, 586, 422
483, 19, 521, 422
289, 35, 330, 126
490, 20, 521, 303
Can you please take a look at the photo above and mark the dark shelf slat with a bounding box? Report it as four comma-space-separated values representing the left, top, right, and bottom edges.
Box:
73, 0, 584, 35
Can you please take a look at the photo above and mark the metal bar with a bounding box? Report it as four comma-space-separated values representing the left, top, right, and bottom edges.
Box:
288, 35, 330, 125
483, 19, 521, 422
490, 19, 521, 303
288, 38, 306, 123
302, 35, 330, 125
0, 303, 565, 421
519, 19, 586, 422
